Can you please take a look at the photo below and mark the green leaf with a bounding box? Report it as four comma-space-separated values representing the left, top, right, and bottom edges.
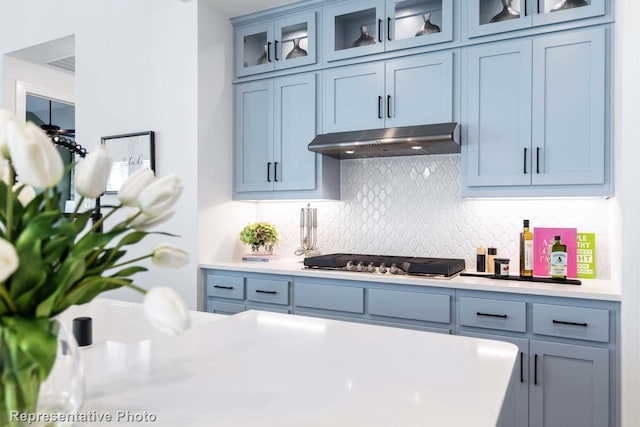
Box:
117, 231, 148, 248
1, 317, 58, 382
112, 266, 148, 277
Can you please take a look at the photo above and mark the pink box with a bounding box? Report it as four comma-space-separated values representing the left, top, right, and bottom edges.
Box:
533, 227, 577, 278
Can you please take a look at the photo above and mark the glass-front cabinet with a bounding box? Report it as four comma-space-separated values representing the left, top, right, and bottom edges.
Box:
236, 11, 317, 77
324, 0, 453, 62
468, 0, 605, 38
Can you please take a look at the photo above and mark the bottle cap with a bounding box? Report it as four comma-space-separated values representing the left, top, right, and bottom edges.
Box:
73, 317, 92, 347
523, 219, 530, 227
487, 247, 497, 255
554, 235, 561, 240
477, 246, 486, 255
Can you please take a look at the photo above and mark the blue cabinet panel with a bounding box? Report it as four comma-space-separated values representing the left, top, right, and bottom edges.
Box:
247, 277, 290, 305
529, 340, 609, 427
459, 297, 527, 332
532, 303, 609, 343
207, 274, 245, 300
295, 282, 365, 313
369, 288, 450, 323
207, 300, 246, 315
531, 27, 606, 185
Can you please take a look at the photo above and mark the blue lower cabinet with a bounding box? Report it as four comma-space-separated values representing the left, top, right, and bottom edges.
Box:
295, 281, 365, 314
369, 288, 450, 323
207, 300, 246, 315
529, 340, 609, 427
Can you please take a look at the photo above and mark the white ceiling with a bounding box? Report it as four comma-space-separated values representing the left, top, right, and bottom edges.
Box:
206, 0, 300, 18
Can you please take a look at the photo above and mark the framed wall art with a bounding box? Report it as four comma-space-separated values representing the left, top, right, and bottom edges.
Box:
101, 131, 155, 193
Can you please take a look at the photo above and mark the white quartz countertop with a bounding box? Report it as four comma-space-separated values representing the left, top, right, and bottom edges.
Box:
65, 300, 517, 427
201, 259, 621, 301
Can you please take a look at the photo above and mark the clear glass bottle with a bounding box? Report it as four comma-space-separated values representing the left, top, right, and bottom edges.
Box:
549, 235, 567, 279
519, 219, 534, 277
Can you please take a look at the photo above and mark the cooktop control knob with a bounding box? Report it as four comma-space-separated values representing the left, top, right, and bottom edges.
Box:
345, 261, 354, 271
367, 262, 376, 273
379, 263, 387, 274
390, 263, 399, 274
356, 262, 364, 272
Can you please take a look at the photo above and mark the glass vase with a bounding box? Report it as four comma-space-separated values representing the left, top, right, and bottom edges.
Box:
0, 317, 85, 427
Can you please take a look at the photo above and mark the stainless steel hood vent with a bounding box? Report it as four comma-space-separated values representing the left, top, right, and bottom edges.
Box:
308, 123, 460, 159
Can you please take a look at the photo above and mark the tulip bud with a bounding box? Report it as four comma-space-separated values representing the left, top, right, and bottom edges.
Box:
12, 183, 36, 206
74, 145, 112, 198
6, 121, 63, 189
118, 168, 155, 207
0, 237, 19, 283
152, 243, 189, 268
129, 208, 175, 231
143, 286, 190, 335
138, 175, 183, 217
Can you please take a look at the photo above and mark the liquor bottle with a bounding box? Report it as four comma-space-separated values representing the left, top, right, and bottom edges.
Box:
549, 235, 567, 279
519, 219, 534, 277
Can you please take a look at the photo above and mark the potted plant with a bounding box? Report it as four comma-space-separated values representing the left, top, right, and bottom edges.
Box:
239, 222, 279, 254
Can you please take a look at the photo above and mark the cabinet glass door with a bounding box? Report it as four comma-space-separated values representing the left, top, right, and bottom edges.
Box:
324, 0, 385, 62
236, 22, 275, 77
274, 12, 316, 70
386, 0, 453, 50
468, 0, 532, 38
533, 0, 605, 26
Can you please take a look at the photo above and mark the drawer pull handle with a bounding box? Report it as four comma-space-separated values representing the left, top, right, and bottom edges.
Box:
213, 285, 233, 290
476, 312, 508, 319
534, 354, 538, 385
553, 320, 588, 327
520, 351, 524, 383
256, 290, 277, 294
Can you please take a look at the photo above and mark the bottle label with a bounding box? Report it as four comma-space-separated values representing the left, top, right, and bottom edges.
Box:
550, 251, 567, 276
524, 240, 534, 270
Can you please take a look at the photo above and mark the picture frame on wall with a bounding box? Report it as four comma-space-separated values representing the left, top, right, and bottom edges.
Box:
101, 131, 155, 193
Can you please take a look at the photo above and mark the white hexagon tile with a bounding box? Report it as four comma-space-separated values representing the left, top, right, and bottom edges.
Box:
256, 154, 612, 278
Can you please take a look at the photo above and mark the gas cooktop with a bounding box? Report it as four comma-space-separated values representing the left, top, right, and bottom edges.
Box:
303, 253, 466, 278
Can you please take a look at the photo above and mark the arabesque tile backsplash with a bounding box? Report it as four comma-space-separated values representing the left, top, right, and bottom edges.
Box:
256, 154, 613, 278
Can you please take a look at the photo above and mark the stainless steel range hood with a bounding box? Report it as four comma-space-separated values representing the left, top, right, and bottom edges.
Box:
308, 123, 460, 159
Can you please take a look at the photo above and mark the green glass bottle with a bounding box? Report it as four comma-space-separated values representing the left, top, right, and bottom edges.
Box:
549, 235, 567, 279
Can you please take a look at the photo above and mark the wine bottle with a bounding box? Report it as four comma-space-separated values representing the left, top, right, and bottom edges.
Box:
519, 219, 534, 277
549, 235, 567, 279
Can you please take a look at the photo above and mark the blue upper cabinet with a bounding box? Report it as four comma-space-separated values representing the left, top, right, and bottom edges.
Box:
234, 73, 340, 200
468, 0, 606, 38
235, 10, 317, 77
323, 0, 453, 62
324, 50, 454, 133
463, 27, 610, 196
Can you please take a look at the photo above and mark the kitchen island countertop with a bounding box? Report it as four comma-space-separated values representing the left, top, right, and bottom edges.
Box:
201, 259, 621, 301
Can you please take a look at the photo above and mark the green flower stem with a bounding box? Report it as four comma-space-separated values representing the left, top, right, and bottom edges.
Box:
0, 287, 16, 314
85, 202, 123, 235
69, 195, 86, 220
108, 254, 152, 270
5, 167, 14, 241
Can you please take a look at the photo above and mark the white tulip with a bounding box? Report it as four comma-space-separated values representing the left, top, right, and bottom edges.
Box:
6, 121, 63, 189
143, 286, 190, 335
152, 243, 189, 268
74, 145, 112, 198
0, 109, 18, 158
0, 238, 19, 283
129, 208, 175, 231
137, 174, 183, 217
12, 183, 36, 206
118, 168, 155, 207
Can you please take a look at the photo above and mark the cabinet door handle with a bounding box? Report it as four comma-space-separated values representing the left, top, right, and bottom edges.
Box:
537, 0, 541, 14
267, 162, 272, 182
267, 42, 272, 62
378, 96, 383, 119
387, 95, 391, 118
534, 354, 538, 385
524, 0, 528, 16
274, 162, 279, 182
256, 289, 277, 294
536, 147, 540, 173
274, 40, 279, 61
378, 19, 382, 43
553, 320, 588, 327
387, 17, 392, 41
520, 352, 524, 383
213, 285, 233, 290
476, 312, 508, 319
523, 147, 528, 174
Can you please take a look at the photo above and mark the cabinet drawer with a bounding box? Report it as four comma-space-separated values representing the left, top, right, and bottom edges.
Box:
295, 282, 364, 313
207, 300, 245, 315
369, 289, 450, 324
247, 278, 289, 306
533, 303, 609, 343
207, 274, 244, 300
459, 297, 526, 332
246, 304, 291, 315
